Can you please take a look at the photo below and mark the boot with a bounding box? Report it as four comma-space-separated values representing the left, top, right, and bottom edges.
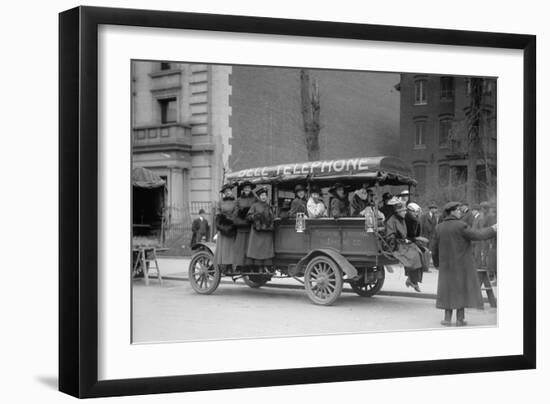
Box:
440, 310, 453, 326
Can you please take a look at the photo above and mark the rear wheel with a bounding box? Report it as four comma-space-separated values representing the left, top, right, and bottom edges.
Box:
188, 251, 221, 294
243, 274, 271, 288
350, 270, 385, 297
304, 256, 343, 305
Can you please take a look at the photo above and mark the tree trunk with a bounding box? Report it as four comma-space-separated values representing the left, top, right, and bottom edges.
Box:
300, 69, 321, 161
466, 78, 483, 204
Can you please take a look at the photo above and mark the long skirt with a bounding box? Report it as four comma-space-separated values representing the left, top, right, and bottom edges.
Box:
393, 242, 423, 270
246, 227, 274, 265
214, 231, 236, 265
233, 229, 252, 266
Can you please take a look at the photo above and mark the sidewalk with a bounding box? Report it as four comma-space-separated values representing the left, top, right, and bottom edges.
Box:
151, 257, 497, 302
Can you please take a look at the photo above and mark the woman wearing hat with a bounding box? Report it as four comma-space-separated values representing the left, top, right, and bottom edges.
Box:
385, 202, 424, 292
432, 201, 497, 326
213, 183, 237, 272
329, 182, 350, 218
232, 181, 256, 270
288, 184, 308, 218
306, 185, 327, 218
246, 186, 275, 267
350, 184, 375, 217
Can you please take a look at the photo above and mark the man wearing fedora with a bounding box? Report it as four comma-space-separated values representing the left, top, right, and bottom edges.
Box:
190, 208, 210, 247
420, 202, 439, 247
289, 184, 308, 218
432, 201, 497, 326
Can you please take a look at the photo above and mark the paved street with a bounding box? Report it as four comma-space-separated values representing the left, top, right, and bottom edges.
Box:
132, 259, 497, 343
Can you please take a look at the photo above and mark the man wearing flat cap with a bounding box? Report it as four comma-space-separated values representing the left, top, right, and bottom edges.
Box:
288, 184, 308, 218
432, 201, 497, 326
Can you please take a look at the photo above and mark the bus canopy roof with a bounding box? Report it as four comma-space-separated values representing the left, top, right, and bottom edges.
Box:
225, 156, 417, 187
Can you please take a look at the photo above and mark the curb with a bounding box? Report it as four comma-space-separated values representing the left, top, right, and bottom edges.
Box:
144, 274, 438, 300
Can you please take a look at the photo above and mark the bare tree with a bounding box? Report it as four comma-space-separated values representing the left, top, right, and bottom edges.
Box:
448, 78, 497, 204
300, 69, 321, 161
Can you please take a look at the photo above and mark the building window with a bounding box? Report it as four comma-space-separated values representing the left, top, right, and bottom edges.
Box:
159, 98, 177, 124
413, 165, 426, 194
440, 77, 455, 101
464, 78, 472, 96
450, 166, 467, 186
439, 165, 450, 187
439, 117, 453, 148
160, 62, 171, 71
414, 79, 427, 105
414, 119, 426, 148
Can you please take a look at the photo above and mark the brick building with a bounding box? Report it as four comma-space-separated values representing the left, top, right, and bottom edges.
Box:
397, 73, 497, 206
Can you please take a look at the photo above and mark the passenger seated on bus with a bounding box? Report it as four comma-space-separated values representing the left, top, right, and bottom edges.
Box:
306, 185, 328, 218
329, 183, 350, 218
350, 184, 376, 216
277, 198, 292, 219
288, 184, 308, 218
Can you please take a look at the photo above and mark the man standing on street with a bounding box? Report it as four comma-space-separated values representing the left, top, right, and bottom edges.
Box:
432, 201, 497, 327
190, 208, 210, 246
420, 202, 438, 247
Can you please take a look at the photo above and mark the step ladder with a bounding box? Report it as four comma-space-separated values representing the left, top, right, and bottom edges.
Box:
477, 268, 496, 308
133, 247, 162, 286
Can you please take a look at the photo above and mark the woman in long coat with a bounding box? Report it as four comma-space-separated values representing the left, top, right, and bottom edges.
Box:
213, 184, 237, 271
385, 203, 424, 292
232, 181, 256, 269
246, 186, 275, 266
432, 201, 497, 326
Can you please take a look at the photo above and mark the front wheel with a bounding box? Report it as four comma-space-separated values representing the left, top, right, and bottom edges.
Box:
188, 251, 221, 294
304, 256, 343, 305
350, 269, 385, 297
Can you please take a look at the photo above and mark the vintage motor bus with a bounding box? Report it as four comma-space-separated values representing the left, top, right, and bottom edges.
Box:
188, 156, 417, 305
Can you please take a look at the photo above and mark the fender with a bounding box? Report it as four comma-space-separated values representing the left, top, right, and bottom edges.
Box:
189, 241, 216, 256
290, 248, 358, 279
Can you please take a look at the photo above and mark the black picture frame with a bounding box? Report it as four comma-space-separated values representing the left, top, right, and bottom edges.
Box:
59, 5, 536, 398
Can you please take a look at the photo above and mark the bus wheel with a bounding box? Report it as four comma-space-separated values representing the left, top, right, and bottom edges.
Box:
188, 251, 220, 294
304, 256, 343, 306
350, 270, 385, 297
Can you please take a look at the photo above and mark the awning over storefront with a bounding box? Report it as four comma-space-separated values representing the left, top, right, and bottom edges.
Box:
132, 167, 166, 189
225, 156, 416, 186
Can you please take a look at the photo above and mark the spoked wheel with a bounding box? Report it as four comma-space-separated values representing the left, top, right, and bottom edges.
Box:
243, 274, 271, 288
304, 256, 343, 305
350, 270, 385, 297
188, 251, 221, 294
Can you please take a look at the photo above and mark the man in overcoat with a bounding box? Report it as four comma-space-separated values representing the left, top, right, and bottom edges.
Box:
432, 201, 497, 326
420, 202, 438, 245
190, 209, 210, 246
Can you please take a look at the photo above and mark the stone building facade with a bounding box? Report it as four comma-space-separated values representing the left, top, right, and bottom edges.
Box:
131, 61, 400, 252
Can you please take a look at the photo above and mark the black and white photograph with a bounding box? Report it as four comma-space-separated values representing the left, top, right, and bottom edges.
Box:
131, 61, 499, 343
